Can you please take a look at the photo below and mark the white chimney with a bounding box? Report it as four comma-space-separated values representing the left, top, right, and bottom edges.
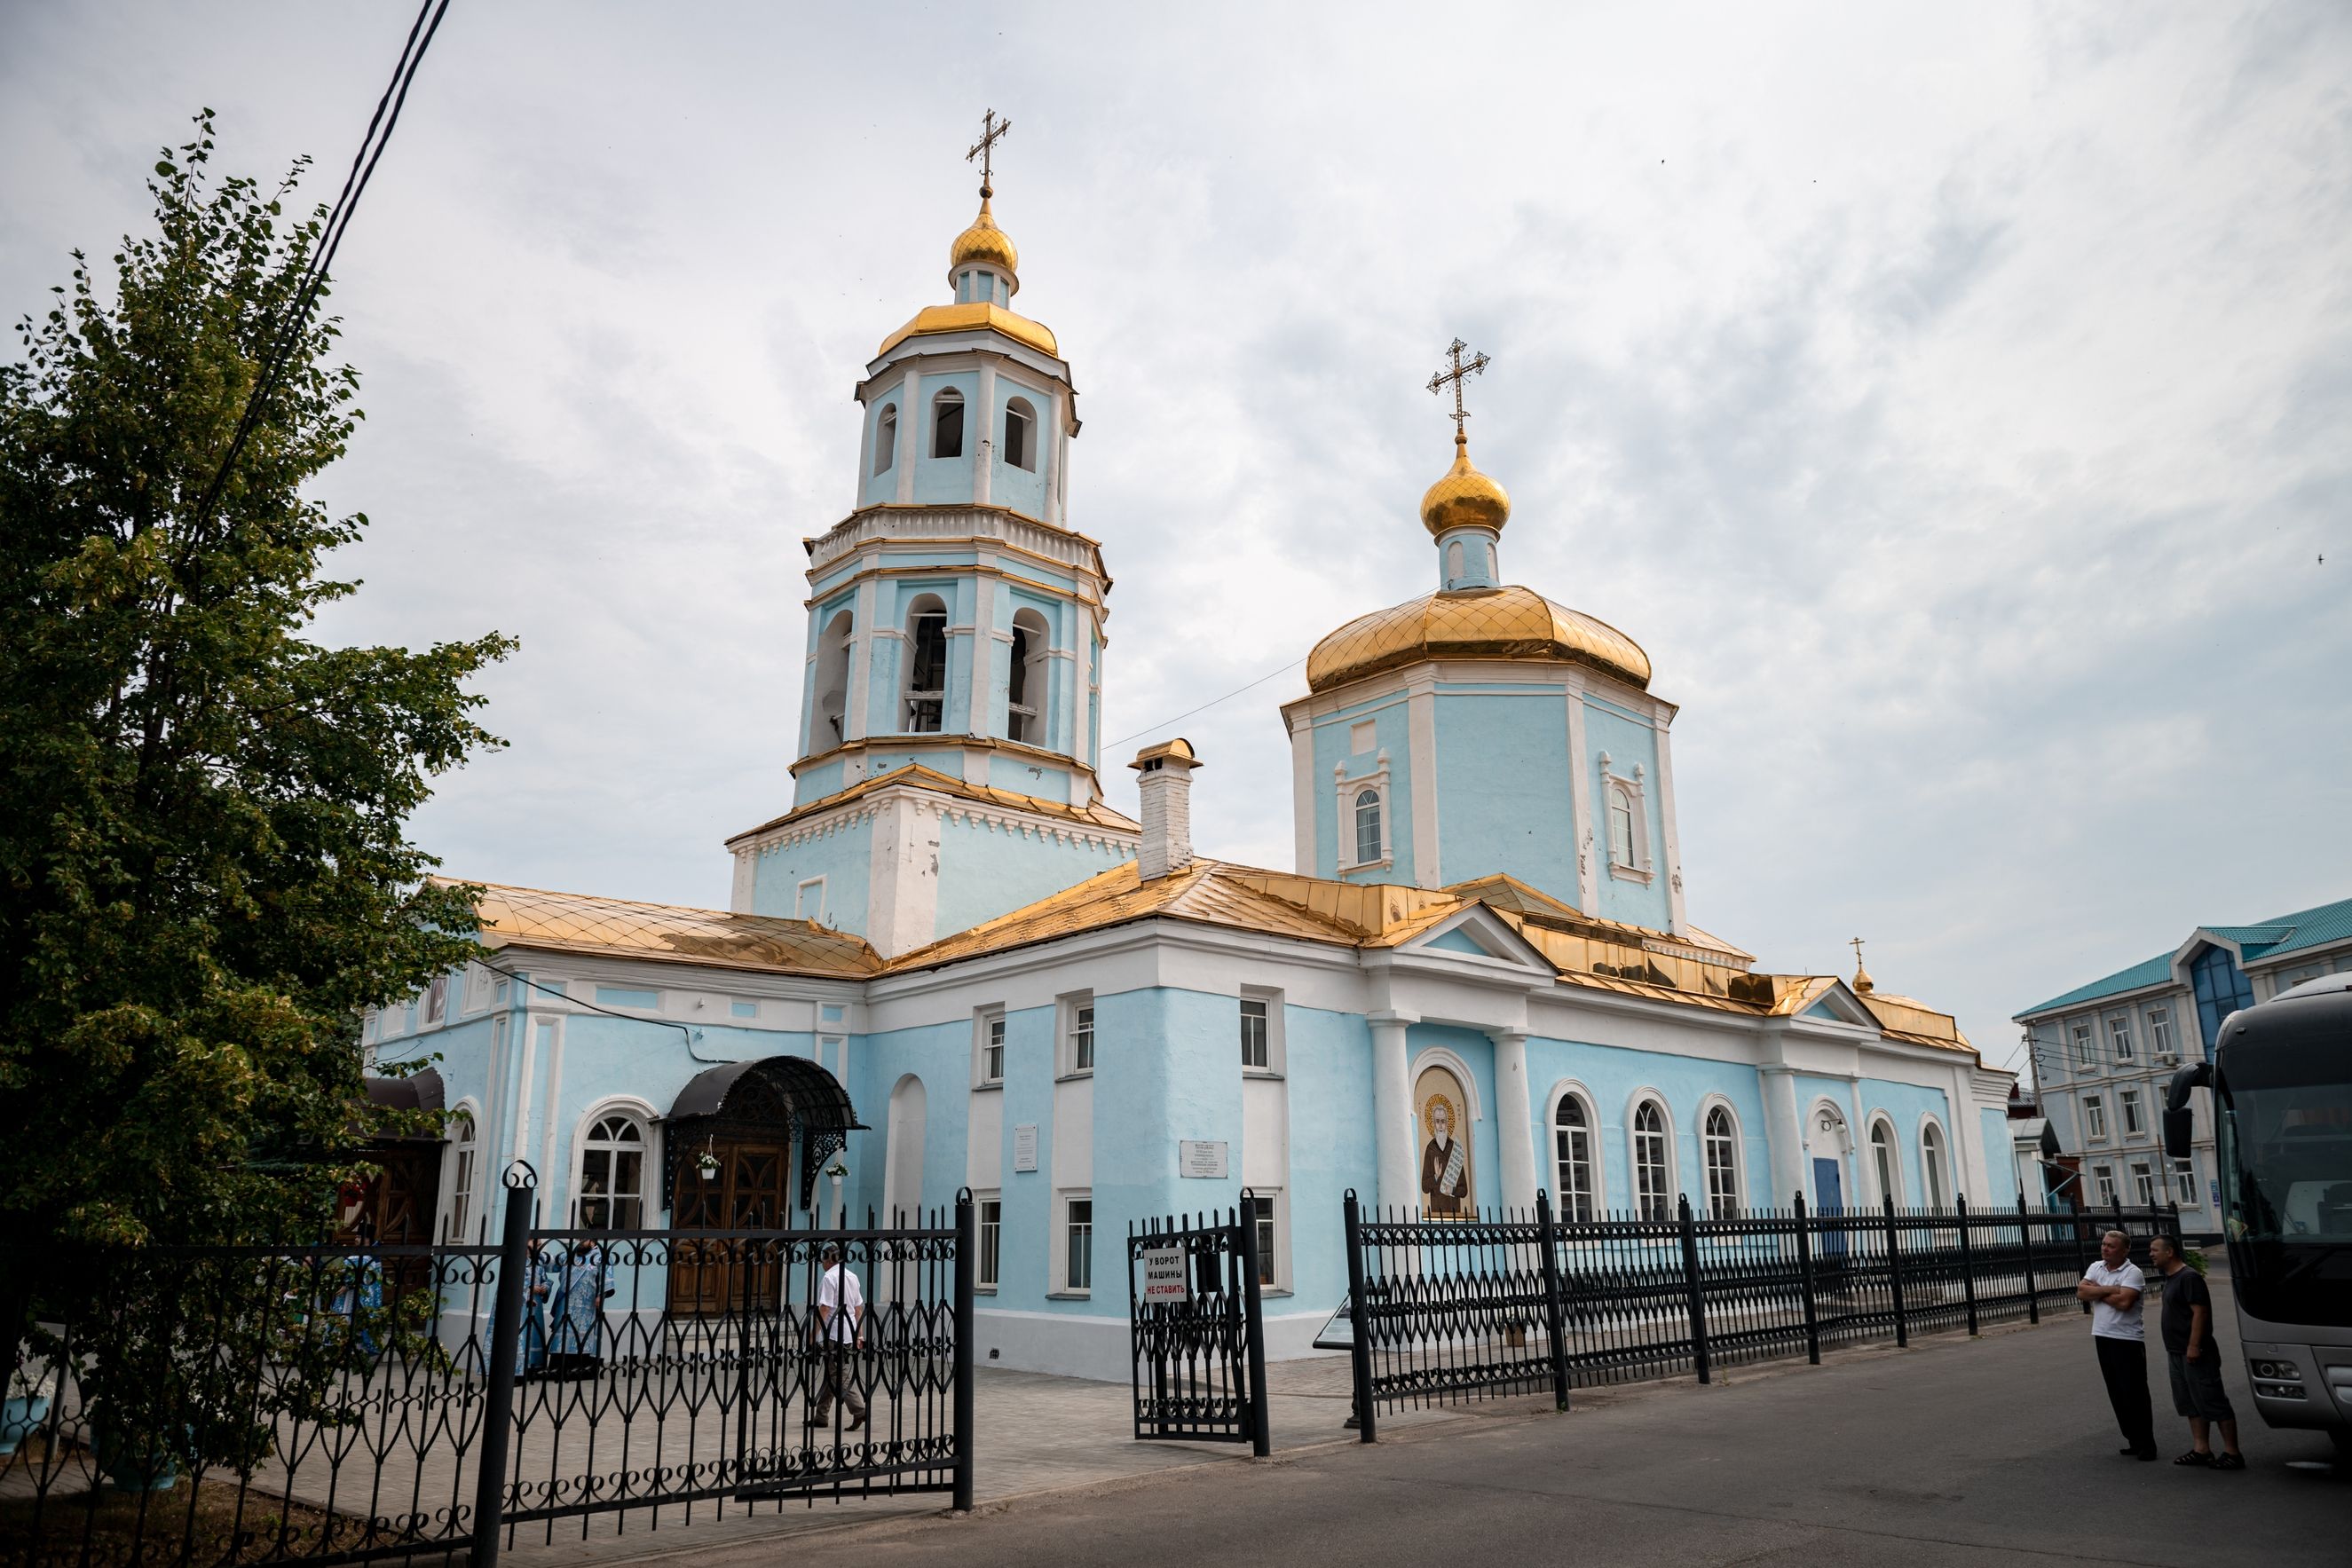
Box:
1130, 737, 1202, 880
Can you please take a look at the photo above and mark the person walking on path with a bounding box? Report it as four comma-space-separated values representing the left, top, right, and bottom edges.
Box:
2148, 1234, 2245, 1470
2079, 1228, 2158, 1460
810, 1242, 868, 1433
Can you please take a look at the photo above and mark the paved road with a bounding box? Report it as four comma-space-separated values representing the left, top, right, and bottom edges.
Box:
716, 1284, 2346, 1567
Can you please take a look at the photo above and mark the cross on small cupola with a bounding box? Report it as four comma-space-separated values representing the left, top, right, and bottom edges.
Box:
949, 108, 1020, 298
1418, 337, 1509, 589
967, 107, 1011, 199
1849, 936, 1875, 996
1426, 337, 1490, 443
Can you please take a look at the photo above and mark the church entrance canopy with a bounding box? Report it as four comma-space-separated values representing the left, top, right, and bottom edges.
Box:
664, 1054, 867, 1221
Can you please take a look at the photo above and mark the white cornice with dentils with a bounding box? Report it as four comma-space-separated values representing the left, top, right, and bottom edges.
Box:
728, 777, 1137, 865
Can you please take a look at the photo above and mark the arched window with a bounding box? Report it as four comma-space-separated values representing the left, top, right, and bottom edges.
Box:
1007, 608, 1050, 745
1481, 541, 1496, 579
873, 405, 897, 474
576, 1113, 646, 1230
1632, 1100, 1670, 1220
1553, 1095, 1595, 1221
903, 594, 948, 732
1446, 540, 1464, 582
443, 1111, 478, 1242
1703, 1106, 1739, 1218
1921, 1122, 1949, 1209
931, 388, 965, 459
813, 610, 853, 748
1607, 784, 1638, 870
1354, 788, 1383, 867
1003, 397, 1036, 472
1870, 1119, 1900, 1207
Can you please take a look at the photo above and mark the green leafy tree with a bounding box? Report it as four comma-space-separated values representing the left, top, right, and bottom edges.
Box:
0, 111, 513, 1252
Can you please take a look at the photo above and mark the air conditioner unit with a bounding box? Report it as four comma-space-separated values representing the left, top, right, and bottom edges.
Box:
2156, 1051, 2179, 1067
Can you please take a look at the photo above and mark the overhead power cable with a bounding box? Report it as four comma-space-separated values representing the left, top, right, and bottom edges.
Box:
1103, 656, 1306, 752
188, 0, 454, 530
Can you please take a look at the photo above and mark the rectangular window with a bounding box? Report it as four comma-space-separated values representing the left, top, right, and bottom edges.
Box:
1070, 1003, 1094, 1074
2083, 1095, 2107, 1140
1239, 998, 1268, 1071
977, 1195, 1002, 1289
981, 1015, 1006, 1086
2094, 1165, 2119, 1207
2147, 1006, 2174, 1057
1255, 1206, 1277, 1288
2119, 1088, 2144, 1137
2173, 1159, 2198, 1205
2107, 1015, 2134, 1060
425, 974, 448, 1026
1064, 1197, 1093, 1293
2130, 1160, 2156, 1207
2071, 1023, 2095, 1066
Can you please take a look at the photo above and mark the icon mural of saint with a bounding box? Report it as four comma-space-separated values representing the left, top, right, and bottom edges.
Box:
1415, 1064, 1472, 1217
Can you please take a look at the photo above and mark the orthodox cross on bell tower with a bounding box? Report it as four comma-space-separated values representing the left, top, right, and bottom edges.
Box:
1849, 936, 1875, 995
967, 107, 1011, 197
1426, 337, 1491, 439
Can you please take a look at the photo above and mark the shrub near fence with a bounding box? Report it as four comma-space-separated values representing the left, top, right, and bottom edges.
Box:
1339, 1190, 2179, 1440
0, 1173, 975, 1568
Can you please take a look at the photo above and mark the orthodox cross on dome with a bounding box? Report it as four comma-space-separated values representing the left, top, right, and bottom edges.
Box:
1426, 337, 1491, 440
967, 107, 1012, 196
1849, 936, 1875, 995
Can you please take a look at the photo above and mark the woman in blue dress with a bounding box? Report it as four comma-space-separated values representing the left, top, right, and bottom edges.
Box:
548, 1239, 611, 1379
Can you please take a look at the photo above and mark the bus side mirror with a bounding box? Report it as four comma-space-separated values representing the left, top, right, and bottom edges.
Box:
2161, 1107, 2193, 1162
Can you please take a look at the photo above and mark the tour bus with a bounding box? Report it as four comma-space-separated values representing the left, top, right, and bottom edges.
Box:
2167, 973, 2352, 1454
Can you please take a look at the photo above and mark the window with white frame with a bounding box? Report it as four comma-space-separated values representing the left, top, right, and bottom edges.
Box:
1062, 996, 1094, 1076
2094, 1165, 2119, 1207
443, 1112, 478, 1243
1003, 397, 1037, 471
1702, 1107, 1740, 1217
902, 593, 949, 733
2107, 1015, 2135, 1060
2173, 1158, 2198, 1205
1598, 753, 1653, 879
873, 403, 897, 474
1354, 789, 1383, 865
2119, 1088, 2145, 1138
1869, 1120, 1900, 1205
1239, 998, 1268, 1071
1921, 1123, 1949, 1209
2130, 1160, 2157, 1206
576, 1113, 646, 1230
930, 387, 965, 459
1631, 1100, 1670, 1220
2071, 1023, 2095, 1067
976, 1011, 1006, 1087
2083, 1094, 2108, 1140
1062, 1193, 1094, 1294
425, 974, 448, 1026
1334, 758, 1391, 872
2148, 1006, 2175, 1058
976, 1193, 1002, 1289
1250, 1193, 1281, 1289
1553, 1095, 1596, 1222
796, 877, 827, 922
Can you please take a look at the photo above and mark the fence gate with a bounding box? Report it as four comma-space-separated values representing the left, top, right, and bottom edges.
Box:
1127, 1194, 1270, 1454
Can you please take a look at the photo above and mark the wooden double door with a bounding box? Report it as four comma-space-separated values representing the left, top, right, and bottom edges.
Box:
667, 1138, 796, 1314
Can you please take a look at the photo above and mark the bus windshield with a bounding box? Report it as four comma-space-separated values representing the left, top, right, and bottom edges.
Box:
2218, 1079, 2352, 1244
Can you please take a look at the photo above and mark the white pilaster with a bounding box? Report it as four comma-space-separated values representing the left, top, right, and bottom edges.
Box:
1370, 1013, 1417, 1214
1489, 1029, 1537, 1212
1566, 682, 1598, 911
967, 571, 997, 752
1046, 386, 1069, 526
972, 360, 997, 507
845, 577, 877, 745
1654, 716, 1687, 934
1407, 679, 1440, 888
894, 371, 918, 504
1290, 712, 1317, 873
1761, 1065, 1804, 1208
1953, 1066, 1993, 1202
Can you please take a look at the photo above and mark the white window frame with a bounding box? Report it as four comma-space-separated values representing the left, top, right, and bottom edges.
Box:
2082, 1093, 2108, 1142
1868, 1117, 1903, 1207
2093, 1164, 2119, 1207
572, 1106, 651, 1231
2172, 1157, 2198, 1206
2147, 1006, 2175, 1059
1597, 752, 1654, 883
1239, 987, 1285, 1076
2106, 1014, 2135, 1061
2119, 1087, 2144, 1138
1246, 1188, 1289, 1294
424, 973, 449, 1028
2130, 1160, 2157, 1207
441, 1104, 481, 1244
1057, 991, 1094, 1080
974, 1008, 1006, 1089
1054, 1188, 1094, 1296
1699, 1099, 1741, 1218
2070, 1023, 2095, 1068
795, 876, 827, 922
1919, 1119, 1949, 1209
1333, 755, 1393, 872
461, 963, 496, 1016
1549, 1083, 1602, 1222
975, 1190, 1002, 1291
1628, 1093, 1674, 1221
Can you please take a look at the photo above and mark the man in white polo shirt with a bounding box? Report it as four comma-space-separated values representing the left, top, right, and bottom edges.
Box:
810, 1241, 867, 1432
2078, 1228, 2157, 1461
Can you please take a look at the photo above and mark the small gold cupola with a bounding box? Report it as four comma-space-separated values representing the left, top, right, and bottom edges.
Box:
1420, 432, 1511, 537
949, 191, 1019, 288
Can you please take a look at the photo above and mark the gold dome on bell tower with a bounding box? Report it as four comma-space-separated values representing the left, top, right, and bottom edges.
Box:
1419, 432, 1511, 536
949, 192, 1019, 281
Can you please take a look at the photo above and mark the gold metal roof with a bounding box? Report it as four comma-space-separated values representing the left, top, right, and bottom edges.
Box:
948, 194, 1019, 280
1420, 433, 1511, 536
439, 879, 882, 978
1305, 584, 1653, 695
727, 763, 1139, 849
876, 302, 1058, 361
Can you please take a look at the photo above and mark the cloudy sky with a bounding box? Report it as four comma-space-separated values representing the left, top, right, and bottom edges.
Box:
5, 3, 2348, 1072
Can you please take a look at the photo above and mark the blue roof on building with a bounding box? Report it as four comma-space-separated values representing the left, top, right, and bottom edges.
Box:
2016, 893, 2352, 1019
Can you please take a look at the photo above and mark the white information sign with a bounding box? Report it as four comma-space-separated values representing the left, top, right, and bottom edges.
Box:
1013, 1123, 1039, 1172
1178, 1139, 1228, 1179
1140, 1246, 1188, 1303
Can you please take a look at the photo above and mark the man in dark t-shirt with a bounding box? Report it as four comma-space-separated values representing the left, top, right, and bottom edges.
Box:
2149, 1234, 2243, 1470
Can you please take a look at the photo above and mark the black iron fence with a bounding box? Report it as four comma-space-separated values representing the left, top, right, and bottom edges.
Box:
1340, 1189, 2179, 1440
1125, 1198, 1269, 1453
1, 1170, 975, 1568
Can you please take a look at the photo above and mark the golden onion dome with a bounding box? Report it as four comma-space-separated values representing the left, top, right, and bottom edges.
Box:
1419, 433, 1511, 537
1306, 585, 1651, 695
948, 192, 1019, 281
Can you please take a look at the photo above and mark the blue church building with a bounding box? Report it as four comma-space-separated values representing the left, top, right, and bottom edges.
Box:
367, 154, 2018, 1380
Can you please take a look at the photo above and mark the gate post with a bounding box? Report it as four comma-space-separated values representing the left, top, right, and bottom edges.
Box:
953, 1188, 976, 1512
1793, 1194, 1819, 1365
2019, 1194, 2040, 1326
2072, 1203, 2091, 1314
1957, 1195, 1979, 1336
1533, 1190, 1570, 1412
1238, 1192, 1272, 1458
1883, 1196, 1908, 1349
1342, 1190, 1376, 1445
1677, 1195, 1711, 1386
470, 1162, 536, 1568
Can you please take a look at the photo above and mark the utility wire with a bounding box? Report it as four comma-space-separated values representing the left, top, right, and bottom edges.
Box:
188, 0, 453, 530
1103, 655, 1306, 752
